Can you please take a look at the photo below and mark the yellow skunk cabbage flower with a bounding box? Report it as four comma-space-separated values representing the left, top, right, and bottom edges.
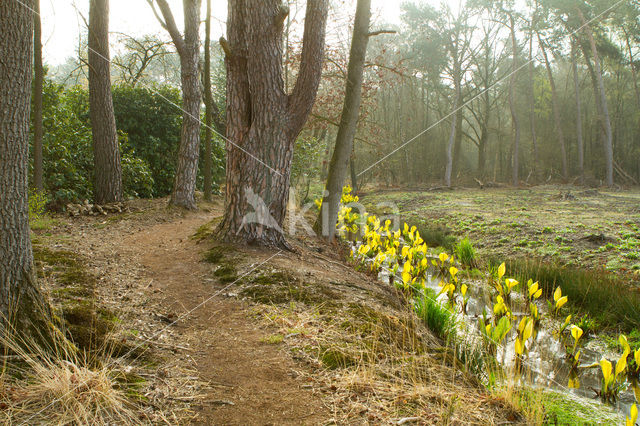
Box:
449, 266, 458, 277
420, 258, 428, 269
528, 281, 542, 299
523, 319, 534, 342
627, 404, 638, 426
616, 352, 629, 378
571, 325, 584, 342
515, 337, 525, 356
461, 284, 468, 297
635, 349, 640, 370
498, 262, 506, 279
554, 287, 562, 302
401, 246, 410, 259
401, 271, 412, 286
568, 375, 580, 389
555, 296, 568, 310
620, 335, 631, 353
600, 358, 613, 392
505, 278, 518, 290
439, 252, 449, 263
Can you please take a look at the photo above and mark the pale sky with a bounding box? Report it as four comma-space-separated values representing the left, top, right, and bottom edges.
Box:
39, 0, 412, 65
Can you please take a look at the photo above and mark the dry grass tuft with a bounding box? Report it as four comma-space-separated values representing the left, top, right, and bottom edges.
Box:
0, 328, 139, 425
255, 300, 525, 424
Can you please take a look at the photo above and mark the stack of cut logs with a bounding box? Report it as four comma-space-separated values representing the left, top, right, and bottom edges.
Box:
65, 200, 128, 217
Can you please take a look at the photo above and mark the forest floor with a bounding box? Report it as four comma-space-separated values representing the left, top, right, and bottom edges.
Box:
361, 185, 640, 282
26, 196, 522, 424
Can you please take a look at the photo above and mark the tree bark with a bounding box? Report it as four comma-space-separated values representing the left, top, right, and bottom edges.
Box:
217, 0, 328, 248
32, 0, 44, 193
571, 39, 584, 185
89, 0, 123, 204
537, 33, 568, 182
350, 155, 358, 193
315, 0, 370, 240
153, 0, 202, 209
203, 0, 213, 201
578, 9, 613, 186
0, 0, 51, 341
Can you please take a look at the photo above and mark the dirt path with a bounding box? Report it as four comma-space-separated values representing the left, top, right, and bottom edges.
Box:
119, 210, 330, 424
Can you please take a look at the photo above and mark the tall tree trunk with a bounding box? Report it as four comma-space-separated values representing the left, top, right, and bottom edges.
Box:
445, 80, 460, 188
571, 39, 584, 185
89, 0, 123, 204
217, 0, 328, 248
154, 0, 202, 209
0, 0, 50, 340
452, 96, 464, 179
32, 0, 44, 193
528, 27, 538, 180
203, 0, 213, 201
537, 33, 568, 182
319, 128, 330, 179
315, 0, 370, 240
623, 27, 640, 110
582, 44, 607, 158
477, 90, 490, 179
350, 155, 358, 193
508, 13, 520, 187
444, 74, 462, 188
578, 9, 613, 186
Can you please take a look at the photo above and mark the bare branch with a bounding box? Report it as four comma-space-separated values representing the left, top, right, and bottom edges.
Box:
367, 29, 395, 37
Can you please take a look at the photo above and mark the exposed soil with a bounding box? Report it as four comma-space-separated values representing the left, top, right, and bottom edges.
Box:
121, 208, 329, 424
31, 196, 522, 424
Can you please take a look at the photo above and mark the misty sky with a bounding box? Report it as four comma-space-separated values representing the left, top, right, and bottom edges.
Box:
38, 0, 425, 65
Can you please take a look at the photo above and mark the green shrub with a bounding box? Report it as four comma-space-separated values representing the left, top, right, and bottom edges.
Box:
111, 84, 182, 196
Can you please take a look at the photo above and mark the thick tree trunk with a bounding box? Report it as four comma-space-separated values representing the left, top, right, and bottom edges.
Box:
571, 40, 584, 185
508, 14, 520, 187
203, 0, 213, 201
0, 0, 51, 340
538, 33, 568, 182
315, 0, 370, 240
350, 156, 358, 193
578, 9, 613, 186
217, 0, 328, 248
32, 0, 44, 193
153, 0, 202, 209
89, 0, 123, 204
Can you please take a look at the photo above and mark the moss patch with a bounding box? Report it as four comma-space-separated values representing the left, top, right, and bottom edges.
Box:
214, 264, 238, 283
204, 246, 226, 264
320, 347, 357, 369
241, 270, 338, 305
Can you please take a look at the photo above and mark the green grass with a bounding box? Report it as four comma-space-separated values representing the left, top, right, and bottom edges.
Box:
402, 218, 457, 251
494, 257, 640, 332
413, 289, 456, 340
455, 237, 476, 267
